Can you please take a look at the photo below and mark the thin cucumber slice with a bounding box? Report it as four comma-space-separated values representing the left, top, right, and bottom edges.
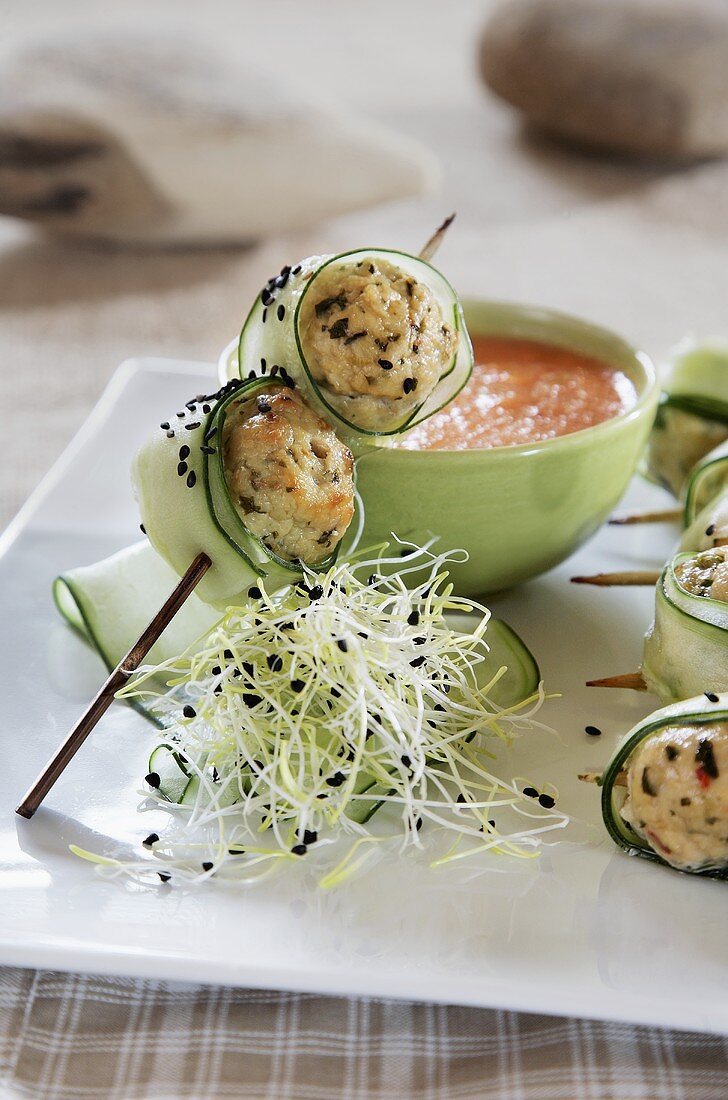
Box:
683, 439, 728, 525
53, 541, 220, 725
133, 376, 348, 609
642, 554, 728, 704
234, 249, 473, 446
148, 743, 191, 803
600, 693, 728, 879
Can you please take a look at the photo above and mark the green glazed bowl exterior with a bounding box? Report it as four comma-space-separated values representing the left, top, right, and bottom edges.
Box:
353, 300, 659, 596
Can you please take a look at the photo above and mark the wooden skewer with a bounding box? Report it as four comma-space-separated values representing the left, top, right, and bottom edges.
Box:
419, 213, 456, 262
586, 671, 648, 692
16, 552, 212, 820
579, 771, 628, 787
608, 508, 682, 526
571, 570, 660, 587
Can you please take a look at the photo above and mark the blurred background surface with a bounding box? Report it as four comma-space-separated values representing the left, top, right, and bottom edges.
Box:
1, 0, 727, 525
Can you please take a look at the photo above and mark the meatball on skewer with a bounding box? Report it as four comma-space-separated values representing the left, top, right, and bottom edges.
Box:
227, 246, 473, 440
133, 376, 355, 608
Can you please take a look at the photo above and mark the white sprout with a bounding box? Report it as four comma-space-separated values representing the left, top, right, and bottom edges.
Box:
76, 544, 567, 888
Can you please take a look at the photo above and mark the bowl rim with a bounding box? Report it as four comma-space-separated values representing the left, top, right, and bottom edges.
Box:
218, 298, 659, 459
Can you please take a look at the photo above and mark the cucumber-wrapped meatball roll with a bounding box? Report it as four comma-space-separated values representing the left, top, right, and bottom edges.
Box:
599, 694, 728, 877
644, 342, 728, 498
133, 377, 355, 608
226, 248, 473, 441
641, 550, 728, 704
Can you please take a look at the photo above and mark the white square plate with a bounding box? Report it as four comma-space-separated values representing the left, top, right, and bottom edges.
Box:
3, 360, 725, 1033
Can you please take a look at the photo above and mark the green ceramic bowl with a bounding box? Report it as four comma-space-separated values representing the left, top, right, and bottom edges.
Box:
353, 300, 659, 596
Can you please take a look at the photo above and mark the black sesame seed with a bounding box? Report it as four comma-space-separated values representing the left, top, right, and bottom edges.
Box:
179, 445, 190, 461
183, 705, 196, 719
401, 755, 412, 768
257, 400, 272, 414
414, 636, 426, 646
337, 639, 348, 653
139, 523, 146, 535
201, 445, 216, 455
303, 829, 318, 845
291, 678, 305, 693
204, 424, 218, 442
185, 400, 197, 411
262, 308, 268, 323
145, 772, 161, 789
665, 745, 679, 761
403, 377, 417, 395
248, 585, 262, 600
185, 422, 201, 431
292, 265, 302, 275
277, 304, 286, 321
201, 861, 213, 872
211, 664, 221, 676
378, 358, 393, 370
160, 421, 170, 430
585, 725, 602, 737
326, 771, 346, 788
158, 873, 171, 883
177, 461, 188, 476
291, 844, 307, 856
410, 656, 425, 668
186, 470, 196, 488
407, 610, 420, 626
705, 691, 719, 703
523, 786, 538, 798
166, 430, 175, 438
706, 525, 716, 536
270, 364, 279, 376
143, 833, 159, 848
242, 693, 262, 708
308, 584, 324, 601
267, 654, 283, 672
415, 817, 423, 831
538, 793, 556, 809
261, 288, 274, 306
176, 411, 186, 418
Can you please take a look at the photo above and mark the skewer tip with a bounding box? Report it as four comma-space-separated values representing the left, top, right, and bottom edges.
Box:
586, 672, 648, 691
571, 571, 660, 587
608, 508, 682, 526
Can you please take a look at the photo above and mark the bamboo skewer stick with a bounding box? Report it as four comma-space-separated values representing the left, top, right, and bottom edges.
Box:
16, 552, 212, 820
571, 570, 661, 587
579, 771, 628, 787
586, 672, 648, 692
608, 508, 682, 526
419, 213, 456, 262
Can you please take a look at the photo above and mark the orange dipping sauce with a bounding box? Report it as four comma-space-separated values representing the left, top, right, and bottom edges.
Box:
399, 335, 637, 451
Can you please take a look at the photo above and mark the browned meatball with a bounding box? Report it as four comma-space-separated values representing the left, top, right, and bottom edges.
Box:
222, 387, 354, 563
298, 256, 458, 429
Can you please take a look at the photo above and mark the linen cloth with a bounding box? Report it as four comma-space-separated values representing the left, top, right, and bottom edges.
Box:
2, 968, 728, 1100
4, 1, 728, 1097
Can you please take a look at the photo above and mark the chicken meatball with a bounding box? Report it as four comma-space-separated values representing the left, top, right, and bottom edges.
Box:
620, 723, 728, 871
675, 546, 728, 603
298, 256, 458, 430
222, 386, 354, 564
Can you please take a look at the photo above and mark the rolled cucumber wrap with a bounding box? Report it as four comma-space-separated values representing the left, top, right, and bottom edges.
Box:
644, 342, 728, 498
600, 693, 728, 878
133, 376, 355, 608
642, 551, 728, 704
227, 249, 473, 444
683, 438, 728, 526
